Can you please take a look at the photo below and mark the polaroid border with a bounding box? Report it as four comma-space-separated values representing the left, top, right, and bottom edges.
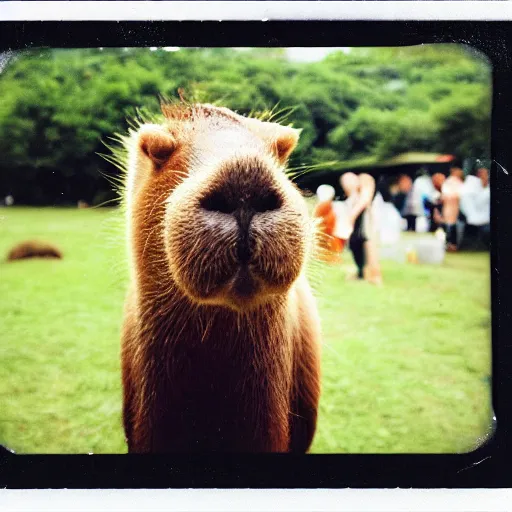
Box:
0, 19, 510, 489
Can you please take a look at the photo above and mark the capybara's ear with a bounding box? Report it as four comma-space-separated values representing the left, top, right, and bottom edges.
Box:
240, 116, 301, 164
138, 124, 176, 168
272, 124, 301, 164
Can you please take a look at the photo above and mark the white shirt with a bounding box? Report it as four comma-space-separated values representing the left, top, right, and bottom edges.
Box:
441, 176, 464, 198
410, 176, 436, 216
331, 193, 386, 241
459, 175, 490, 226
331, 200, 352, 239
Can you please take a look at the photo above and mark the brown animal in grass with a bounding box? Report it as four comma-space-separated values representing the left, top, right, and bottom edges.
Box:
120, 103, 322, 453
7, 240, 62, 261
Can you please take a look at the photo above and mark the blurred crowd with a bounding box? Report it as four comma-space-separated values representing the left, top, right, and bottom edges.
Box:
313, 161, 491, 284
387, 162, 490, 251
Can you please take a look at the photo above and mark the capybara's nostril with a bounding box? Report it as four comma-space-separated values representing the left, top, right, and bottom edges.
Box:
200, 191, 237, 215
201, 188, 282, 216
253, 190, 282, 213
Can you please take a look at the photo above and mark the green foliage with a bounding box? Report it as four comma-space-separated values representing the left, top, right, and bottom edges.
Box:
0, 45, 491, 205
432, 88, 492, 158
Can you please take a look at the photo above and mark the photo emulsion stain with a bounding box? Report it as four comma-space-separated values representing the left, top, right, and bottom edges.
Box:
0, 46, 492, 454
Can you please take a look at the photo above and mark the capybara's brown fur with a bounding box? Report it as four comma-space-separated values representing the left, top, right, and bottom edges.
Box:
121, 103, 321, 453
7, 240, 62, 261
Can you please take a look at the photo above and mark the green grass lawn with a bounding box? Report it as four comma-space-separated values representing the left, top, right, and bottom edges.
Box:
0, 207, 492, 454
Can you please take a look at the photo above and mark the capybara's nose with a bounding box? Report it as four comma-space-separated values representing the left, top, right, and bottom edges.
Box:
200, 179, 282, 264
200, 188, 281, 216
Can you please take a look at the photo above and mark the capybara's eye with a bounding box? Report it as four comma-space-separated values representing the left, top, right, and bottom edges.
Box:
200, 191, 237, 214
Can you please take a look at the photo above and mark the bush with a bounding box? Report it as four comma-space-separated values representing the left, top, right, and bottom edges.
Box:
0, 45, 491, 205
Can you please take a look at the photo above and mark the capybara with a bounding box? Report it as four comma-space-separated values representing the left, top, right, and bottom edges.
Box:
120, 102, 322, 453
7, 240, 62, 261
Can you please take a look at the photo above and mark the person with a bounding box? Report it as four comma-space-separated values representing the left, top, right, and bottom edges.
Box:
312, 184, 345, 263
388, 174, 413, 217
409, 169, 437, 232
398, 174, 413, 196
439, 165, 465, 251
459, 165, 490, 249
426, 172, 446, 232
339, 172, 383, 285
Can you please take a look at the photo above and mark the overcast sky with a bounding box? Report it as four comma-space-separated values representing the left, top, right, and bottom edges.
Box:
285, 47, 351, 62
232, 47, 352, 62
2, 47, 350, 67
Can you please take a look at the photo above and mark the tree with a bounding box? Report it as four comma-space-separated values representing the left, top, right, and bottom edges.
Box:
0, 45, 491, 205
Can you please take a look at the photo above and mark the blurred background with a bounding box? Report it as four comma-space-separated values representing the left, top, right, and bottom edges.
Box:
0, 45, 492, 454
0, 45, 491, 206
